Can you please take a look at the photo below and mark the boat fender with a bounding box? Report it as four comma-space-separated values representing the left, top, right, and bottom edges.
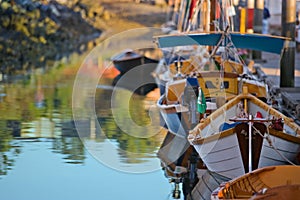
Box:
197, 87, 206, 114
256, 111, 263, 118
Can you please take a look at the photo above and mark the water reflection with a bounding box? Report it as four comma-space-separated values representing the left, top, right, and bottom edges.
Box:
51, 137, 85, 165
0, 55, 164, 177
0, 121, 21, 177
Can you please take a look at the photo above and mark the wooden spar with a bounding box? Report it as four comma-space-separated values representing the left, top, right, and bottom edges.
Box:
210, 0, 216, 31
205, 0, 211, 32
242, 86, 248, 114
177, 0, 186, 31
188, 0, 201, 31
240, 6, 246, 33
209, 26, 230, 57
183, 0, 192, 31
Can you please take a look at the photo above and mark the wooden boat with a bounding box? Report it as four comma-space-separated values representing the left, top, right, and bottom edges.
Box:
157, 78, 200, 137
188, 90, 300, 179
155, 30, 289, 104
111, 48, 160, 75
111, 48, 160, 95
211, 165, 300, 200
155, 30, 289, 134
156, 1, 299, 199
111, 49, 143, 74
155, 31, 289, 100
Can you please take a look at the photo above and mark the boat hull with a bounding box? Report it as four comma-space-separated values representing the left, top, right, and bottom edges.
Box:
211, 165, 300, 199
189, 94, 300, 179
193, 130, 245, 179
157, 95, 188, 138
259, 130, 300, 167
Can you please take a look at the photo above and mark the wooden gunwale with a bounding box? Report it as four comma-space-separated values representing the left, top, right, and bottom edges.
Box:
191, 127, 235, 145
188, 94, 300, 143
268, 128, 300, 144
216, 165, 300, 199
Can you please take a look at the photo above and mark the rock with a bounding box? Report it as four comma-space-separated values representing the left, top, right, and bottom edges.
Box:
0, 0, 103, 74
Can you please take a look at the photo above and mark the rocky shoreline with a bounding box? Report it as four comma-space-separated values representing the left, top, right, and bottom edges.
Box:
0, 0, 106, 74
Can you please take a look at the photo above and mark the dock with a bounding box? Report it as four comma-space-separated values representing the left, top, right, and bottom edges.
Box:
258, 52, 300, 124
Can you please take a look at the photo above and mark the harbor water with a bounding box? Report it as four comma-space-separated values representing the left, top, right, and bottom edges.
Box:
0, 51, 176, 200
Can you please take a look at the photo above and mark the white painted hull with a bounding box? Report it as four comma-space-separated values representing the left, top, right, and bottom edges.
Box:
189, 94, 300, 179
157, 95, 188, 138
193, 133, 245, 179
259, 135, 300, 167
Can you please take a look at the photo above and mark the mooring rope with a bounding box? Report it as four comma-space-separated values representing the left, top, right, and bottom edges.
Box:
251, 124, 297, 166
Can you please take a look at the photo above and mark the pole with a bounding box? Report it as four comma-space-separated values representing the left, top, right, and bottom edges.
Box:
206, 0, 211, 32
240, 7, 246, 33
253, 0, 264, 33
248, 114, 252, 172
210, 0, 216, 31
247, 0, 254, 33
252, 0, 264, 60
280, 0, 296, 87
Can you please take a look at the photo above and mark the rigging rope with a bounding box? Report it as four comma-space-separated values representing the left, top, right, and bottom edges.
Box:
251, 124, 297, 166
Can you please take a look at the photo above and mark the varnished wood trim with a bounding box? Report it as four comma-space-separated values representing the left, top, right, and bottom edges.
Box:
197, 71, 239, 78
160, 106, 177, 114
191, 127, 235, 145
269, 128, 300, 144
189, 93, 300, 139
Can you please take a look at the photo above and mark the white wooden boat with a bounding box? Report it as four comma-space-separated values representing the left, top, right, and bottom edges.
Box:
156, 78, 189, 137
188, 91, 300, 179
211, 165, 300, 200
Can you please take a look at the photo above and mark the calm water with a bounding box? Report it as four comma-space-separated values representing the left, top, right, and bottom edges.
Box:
0, 52, 176, 200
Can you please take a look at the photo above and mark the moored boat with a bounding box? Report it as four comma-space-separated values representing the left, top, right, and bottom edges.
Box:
154, 31, 293, 200
211, 165, 300, 200
155, 31, 289, 137
188, 90, 300, 179
111, 48, 160, 95
111, 49, 143, 74
154, 1, 299, 199
111, 48, 161, 75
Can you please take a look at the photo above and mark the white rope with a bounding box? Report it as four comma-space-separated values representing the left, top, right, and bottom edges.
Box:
252, 124, 297, 166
